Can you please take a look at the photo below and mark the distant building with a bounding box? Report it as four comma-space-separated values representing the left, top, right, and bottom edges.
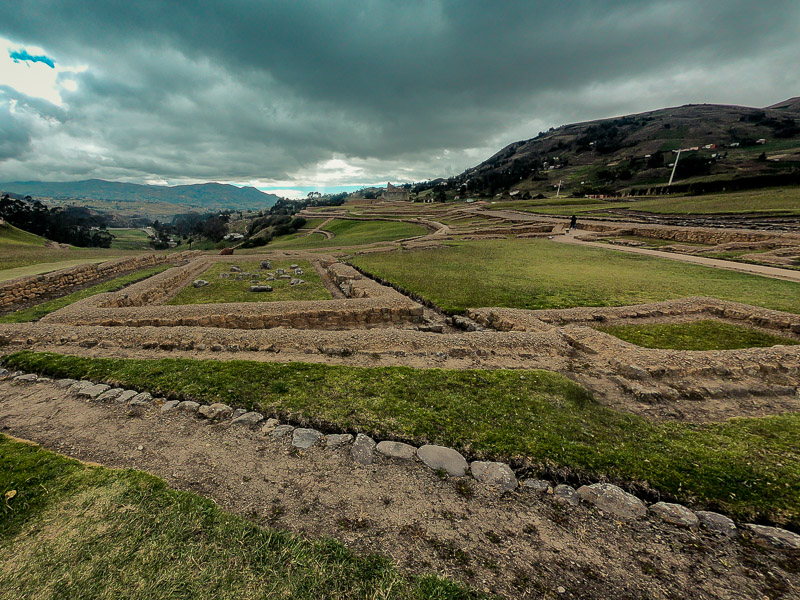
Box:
380, 182, 409, 202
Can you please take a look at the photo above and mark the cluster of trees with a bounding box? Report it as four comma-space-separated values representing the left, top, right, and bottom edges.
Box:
740, 111, 800, 138
0, 193, 112, 247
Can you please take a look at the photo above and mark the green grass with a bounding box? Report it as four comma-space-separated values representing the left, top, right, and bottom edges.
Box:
0, 222, 47, 246
5, 351, 800, 526
349, 239, 800, 314
167, 260, 331, 304
108, 228, 153, 250
598, 320, 800, 350
266, 220, 427, 249
631, 187, 800, 215
0, 435, 482, 600
0, 265, 172, 323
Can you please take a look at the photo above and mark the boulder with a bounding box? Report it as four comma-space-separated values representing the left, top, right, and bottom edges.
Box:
554, 484, 579, 506
696, 511, 737, 537
198, 402, 233, 420
232, 411, 264, 426
178, 400, 201, 413
290, 278, 305, 286
744, 524, 800, 549
260, 418, 280, 434
649, 502, 699, 528
470, 461, 518, 491
576, 483, 647, 519
271, 424, 294, 439
326, 433, 354, 448
13, 373, 38, 382
260, 261, 272, 269
522, 479, 552, 493
250, 285, 273, 292
376, 441, 417, 460
417, 445, 468, 477
219, 248, 234, 255
230, 265, 242, 272
192, 280, 210, 288
276, 268, 286, 275
292, 428, 323, 449
351, 433, 376, 465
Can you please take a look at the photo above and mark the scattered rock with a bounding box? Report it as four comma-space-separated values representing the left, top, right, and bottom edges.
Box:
54, 378, 78, 388
290, 264, 299, 269
325, 433, 353, 448
292, 428, 323, 449
76, 384, 111, 400
250, 285, 273, 292
192, 279, 210, 288
128, 392, 152, 405
649, 502, 699, 528
553, 484, 579, 506
417, 444, 468, 477
521, 479, 552, 493
294, 268, 304, 275
232, 411, 264, 426
160, 400, 181, 413
271, 425, 294, 439
13, 373, 38, 382
276, 268, 286, 275
230, 266, 242, 272
198, 402, 233, 420
376, 441, 417, 460
115, 390, 138, 404
576, 483, 647, 519
96, 388, 125, 402
232, 408, 247, 419
470, 461, 518, 491
290, 278, 305, 285
744, 524, 800, 549
260, 261, 272, 269
178, 400, 201, 413
351, 433, 376, 465
696, 511, 737, 537
0, 368, 7, 378
261, 418, 280, 434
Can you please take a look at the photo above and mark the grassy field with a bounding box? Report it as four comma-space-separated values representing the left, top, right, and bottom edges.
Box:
266, 220, 427, 250
350, 239, 800, 314
0, 436, 478, 600
5, 351, 800, 526
597, 320, 800, 351
489, 187, 800, 217
167, 260, 330, 304
109, 228, 152, 250
0, 222, 143, 273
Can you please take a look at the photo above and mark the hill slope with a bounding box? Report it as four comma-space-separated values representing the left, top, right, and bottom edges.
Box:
0, 179, 279, 212
444, 98, 800, 197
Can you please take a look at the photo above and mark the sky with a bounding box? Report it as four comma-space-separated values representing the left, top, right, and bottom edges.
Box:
1, 1, 799, 198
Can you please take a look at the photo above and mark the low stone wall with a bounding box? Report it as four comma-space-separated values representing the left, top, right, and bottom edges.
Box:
41, 258, 426, 331
0, 251, 200, 312
468, 297, 800, 335
576, 223, 800, 246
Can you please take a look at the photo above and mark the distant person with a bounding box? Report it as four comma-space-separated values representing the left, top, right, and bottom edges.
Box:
569, 215, 577, 232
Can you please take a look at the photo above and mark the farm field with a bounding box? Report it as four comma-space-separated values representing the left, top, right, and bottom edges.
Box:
597, 320, 800, 351
350, 239, 800, 314
266, 219, 427, 249
6, 351, 800, 526
0, 436, 470, 600
167, 260, 330, 304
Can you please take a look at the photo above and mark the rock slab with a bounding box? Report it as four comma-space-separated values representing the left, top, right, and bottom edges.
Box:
271, 425, 294, 439
160, 400, 180, 413
292, 428, 323, 449
376, 441, 417, 460
522, 479, 552, 493
576, 483, 647, 519
554, 484, 579, 506
232, 411, 264, 426
744, 524, 800, 549
696, 511, 737, 537
417, 445, 468, 477
351, 433, 376, 465
198, 402, 232, 420
325, 433, 353, 449
649, 502, 699, 528
470, 461, 518, 491
76, 384, 111, 399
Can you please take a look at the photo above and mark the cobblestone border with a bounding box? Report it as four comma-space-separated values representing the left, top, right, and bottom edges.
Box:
4, 370, 799, 551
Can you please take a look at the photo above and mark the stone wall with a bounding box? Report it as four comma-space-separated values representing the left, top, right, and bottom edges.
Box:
0, 251, 200, 312
576, 223, 800, 246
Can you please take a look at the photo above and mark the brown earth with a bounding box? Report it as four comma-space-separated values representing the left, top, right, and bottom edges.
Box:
1, 380, 798, 600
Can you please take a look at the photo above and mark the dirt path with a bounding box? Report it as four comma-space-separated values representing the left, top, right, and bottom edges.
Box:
304, 217, 335, 239
1, 380, 796, 599
553, 233, 800, 283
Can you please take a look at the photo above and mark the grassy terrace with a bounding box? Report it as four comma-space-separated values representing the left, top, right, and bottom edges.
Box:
0, 436, 480, 600
5, 351, 800, 527
597, 320, 800, 351
266, 219, 427, 250
0, 265, 172, 323
108, 228, 153, 250
167, 260, 330, 304
350, 239, 800, 314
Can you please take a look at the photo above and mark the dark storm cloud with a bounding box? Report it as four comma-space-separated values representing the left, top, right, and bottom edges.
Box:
1, 0, 798, 185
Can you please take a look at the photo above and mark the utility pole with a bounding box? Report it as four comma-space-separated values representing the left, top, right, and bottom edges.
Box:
668, 150, 682, 186
555, 180, 563, 198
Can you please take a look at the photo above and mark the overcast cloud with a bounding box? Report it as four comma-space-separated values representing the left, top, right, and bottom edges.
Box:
0, 1, 798, 192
